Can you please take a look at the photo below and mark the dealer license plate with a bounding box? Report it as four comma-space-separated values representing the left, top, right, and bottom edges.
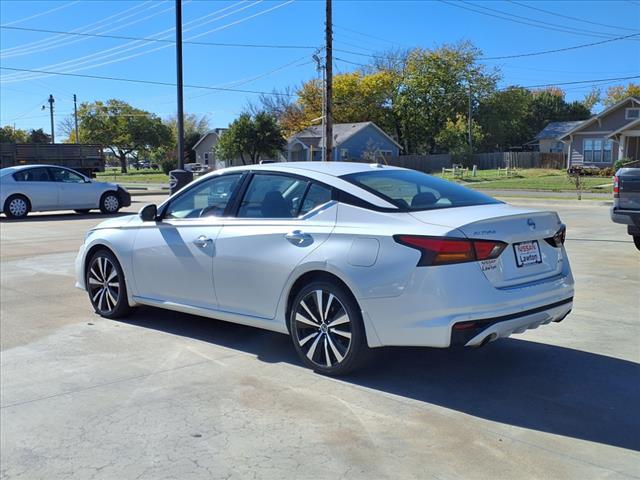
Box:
513, 240, 542, 267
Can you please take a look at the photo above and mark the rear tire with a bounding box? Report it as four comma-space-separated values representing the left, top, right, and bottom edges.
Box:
633, 235, 640, 251
289, 280, 370, 376
100, 192, 120, 214
3, 194, 30, 219
86, 249, 133, 319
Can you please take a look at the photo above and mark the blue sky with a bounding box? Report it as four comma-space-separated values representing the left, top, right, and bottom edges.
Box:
1, 0, 639, 139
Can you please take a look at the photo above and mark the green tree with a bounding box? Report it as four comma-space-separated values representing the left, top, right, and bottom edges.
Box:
478, 87, 532, 151
478, 87, 591, 151
76, 99, 172, 172
0, 125, 28, 143
216, 112, 285, 165
435, 114, 483, 163
603, 83, 640, 107
26, 128, 51, 144
396, 42, 498, 154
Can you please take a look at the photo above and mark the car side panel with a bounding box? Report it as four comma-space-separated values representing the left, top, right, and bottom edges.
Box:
19, 179, 59, 210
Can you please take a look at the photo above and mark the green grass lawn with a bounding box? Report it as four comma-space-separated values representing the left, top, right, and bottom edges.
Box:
436, 168, 613, 193
95, 168, 169, 184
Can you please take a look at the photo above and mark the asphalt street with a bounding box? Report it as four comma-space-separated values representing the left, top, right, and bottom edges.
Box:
1, 196, 639, 479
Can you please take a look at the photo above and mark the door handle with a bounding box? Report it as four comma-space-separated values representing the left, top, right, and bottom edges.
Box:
193, 235, 212, 247
285, 230, 312, 245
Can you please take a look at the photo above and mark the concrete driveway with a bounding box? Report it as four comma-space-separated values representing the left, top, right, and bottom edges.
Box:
1, 196, 638, 479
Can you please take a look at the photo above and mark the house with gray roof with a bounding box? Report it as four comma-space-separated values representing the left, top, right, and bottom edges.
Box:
534, 121, 585, 154
558, 96, 640, 168
287, 122, 401, 162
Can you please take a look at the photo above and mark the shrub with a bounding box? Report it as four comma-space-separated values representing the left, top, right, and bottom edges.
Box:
160, 157, 177, 174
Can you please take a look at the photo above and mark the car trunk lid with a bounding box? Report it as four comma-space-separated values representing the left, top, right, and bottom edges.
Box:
409, 204, 565, 288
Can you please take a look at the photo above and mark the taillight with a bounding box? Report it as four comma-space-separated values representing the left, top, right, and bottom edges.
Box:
544, 225, 566, 248
613, 175, 619, 198
393, 235, 507, 266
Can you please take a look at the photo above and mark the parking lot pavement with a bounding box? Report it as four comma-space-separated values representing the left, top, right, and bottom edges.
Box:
1, 198, 638, 479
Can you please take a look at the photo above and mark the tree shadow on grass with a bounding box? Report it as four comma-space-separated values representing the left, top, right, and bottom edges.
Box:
121, 306, 640, 452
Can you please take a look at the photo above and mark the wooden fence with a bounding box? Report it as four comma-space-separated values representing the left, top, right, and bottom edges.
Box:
351, 152, 566, 173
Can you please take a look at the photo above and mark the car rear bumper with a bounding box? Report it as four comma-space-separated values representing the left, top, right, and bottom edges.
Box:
610, 207, 640, 227
450, 297, 572, 347
359, 256, 574, 348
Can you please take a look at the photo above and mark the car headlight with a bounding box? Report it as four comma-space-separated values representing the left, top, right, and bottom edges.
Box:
85, 229, 96, 242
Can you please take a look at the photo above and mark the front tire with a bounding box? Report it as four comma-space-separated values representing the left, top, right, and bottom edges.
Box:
289, 280, 370, 376
4, 194, 30, 219
634, 235, 640, 251
86, 250, 133, 319
100, 192, 120, 214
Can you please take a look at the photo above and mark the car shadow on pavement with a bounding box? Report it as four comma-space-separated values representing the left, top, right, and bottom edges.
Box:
121, 306, 640, 452
0, 211, 130, 223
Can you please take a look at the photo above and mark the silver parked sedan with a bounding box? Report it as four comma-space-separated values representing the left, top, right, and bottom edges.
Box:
1, 165, 130, 218
75, 162, 574, 375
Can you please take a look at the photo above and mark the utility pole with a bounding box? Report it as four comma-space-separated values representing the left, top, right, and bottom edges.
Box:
175, 0, 185, 170
467, 82, 472, 156
313, 51, 326, 161
73, 94, 79, 143
48, 94, 55, 144
324, 0, 333, 162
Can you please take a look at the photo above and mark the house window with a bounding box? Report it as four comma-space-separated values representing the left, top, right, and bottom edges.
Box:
583, 138, 613, 163
379, 150, 392, 158
340, 148, 349, 160
625, 108, 640, 120
203, 152, 210, 165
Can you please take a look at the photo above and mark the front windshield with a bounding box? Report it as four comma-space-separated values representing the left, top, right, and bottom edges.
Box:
342, 169, 502, 211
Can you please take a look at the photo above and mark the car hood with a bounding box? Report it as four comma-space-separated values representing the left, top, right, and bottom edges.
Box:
93, 214, 140, 230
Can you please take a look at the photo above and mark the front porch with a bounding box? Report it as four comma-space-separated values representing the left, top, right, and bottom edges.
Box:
609, 119, 640, 162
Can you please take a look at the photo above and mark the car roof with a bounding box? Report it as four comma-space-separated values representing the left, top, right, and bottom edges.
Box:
1, 164, 66, 172
221, 161, 405, 177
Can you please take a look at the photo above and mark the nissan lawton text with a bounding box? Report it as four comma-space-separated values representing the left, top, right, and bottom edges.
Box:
76, 162, 574, 375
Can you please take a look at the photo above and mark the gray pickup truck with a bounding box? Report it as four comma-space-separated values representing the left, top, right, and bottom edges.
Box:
611, 166, 640, 250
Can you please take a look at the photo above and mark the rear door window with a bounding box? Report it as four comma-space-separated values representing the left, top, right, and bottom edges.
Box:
13, 167, 51, 182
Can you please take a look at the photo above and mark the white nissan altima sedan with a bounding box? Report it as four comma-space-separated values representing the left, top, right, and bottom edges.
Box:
75, 162, 574, 375
1, 165, 130, 218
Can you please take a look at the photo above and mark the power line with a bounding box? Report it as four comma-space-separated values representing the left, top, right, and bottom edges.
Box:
1, 1, 293, 83
0, 67, 298, 96
507, 0, 640, 33
504, 75, 640, 90
439, 0, 639, 40
0, 25, 317, 50
334, 32, 640, 62
331, 60, 639, 90
333, 24, 404, 47
481, 33, 640, 60
0, 0, 81, 27
1, 1, 166, 58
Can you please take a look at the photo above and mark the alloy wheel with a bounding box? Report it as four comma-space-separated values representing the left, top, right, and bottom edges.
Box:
8, 198, 28, 217
87, 256, 121, 314
294, 289, 352, 368
103, 194, 119, 213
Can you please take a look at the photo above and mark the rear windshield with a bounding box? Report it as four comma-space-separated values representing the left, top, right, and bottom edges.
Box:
342, 169, 502, 211
0, 167, 18, 177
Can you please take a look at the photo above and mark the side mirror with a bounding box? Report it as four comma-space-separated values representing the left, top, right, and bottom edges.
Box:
139, 203, 158, 222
